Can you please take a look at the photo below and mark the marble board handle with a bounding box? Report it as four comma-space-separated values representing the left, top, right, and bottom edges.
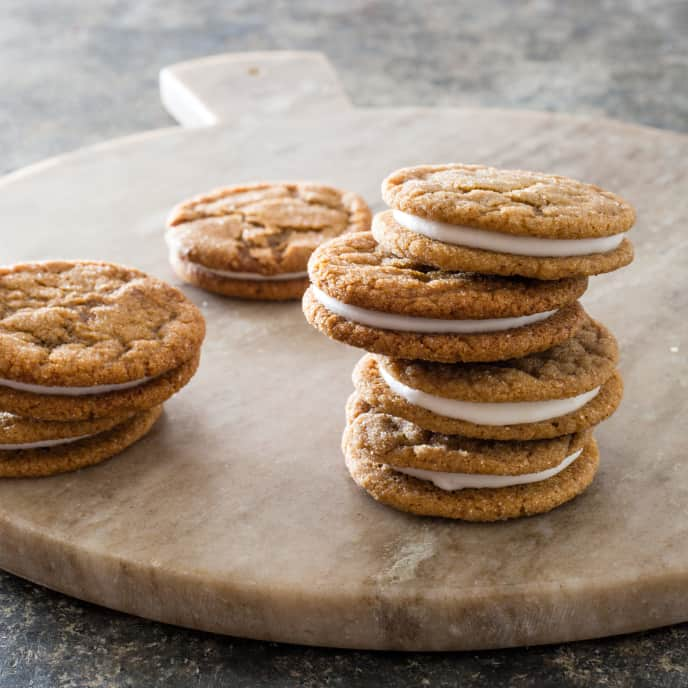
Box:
159, 51, 352, 127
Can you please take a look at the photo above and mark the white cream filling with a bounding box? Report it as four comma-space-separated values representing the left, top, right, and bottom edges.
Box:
0, 376, 152, 397
379, 364, 600, 425
312, 286, 556, 334
393, 210, 625, 258
391, 448, 583, 490
166, 236, 307, 282
0, 433, 94, 451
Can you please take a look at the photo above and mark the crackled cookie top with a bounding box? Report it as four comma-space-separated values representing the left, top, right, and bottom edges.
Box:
381, 317, 618, 402
167, 182, 372, 276
382, 164, 636, 238
345, 411, 589, 475
0, 262, 205, 387
308, 232, 587, 318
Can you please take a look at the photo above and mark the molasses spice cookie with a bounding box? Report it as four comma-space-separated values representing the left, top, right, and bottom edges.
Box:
0, 261, 205, 420
303, 232, 587, 363
353, 317, 622, 440
166, 182, 372, 300
0, 406, 162, 478
343, 411, 599, 522
374, 164, 635, 280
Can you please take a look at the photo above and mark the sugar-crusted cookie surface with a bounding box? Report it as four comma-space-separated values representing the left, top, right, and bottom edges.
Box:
372, 210, 634, 280
0, 406, 162, 478
0, 262, 205, 386
167, 182, 372, 276
353, 361, 622, 440
344, 424, 599, 522
0, 350, 200, 421
303, 288, 585, 363
345, 411, 588, 474
382, 164, 635, 238
0, 410, 134, 445
380, 318, 618, 402
308, 232, 587, 319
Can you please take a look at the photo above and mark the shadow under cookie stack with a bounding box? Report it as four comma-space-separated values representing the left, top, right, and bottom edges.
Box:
303, 163, 635, 521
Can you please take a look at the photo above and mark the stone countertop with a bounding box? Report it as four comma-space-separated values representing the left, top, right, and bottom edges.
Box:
1, 1, 687, 685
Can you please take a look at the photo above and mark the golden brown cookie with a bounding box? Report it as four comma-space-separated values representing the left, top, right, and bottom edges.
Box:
308, 232, 587, 318
352, 317, 622, 439
0, 351, 200, 421
166, 182, 372, 300
372, 210, 634, 280
382, 164, 635, 238
303, 232, 587, 362
0, 262, 205, 420
345, 411, 589, 474
343, 412, 599, 522
351, 370, 622, 442
0, 410, 135, 446
304, 287, 585, 363
379, 317, 618, 401
0, 406, 162, 478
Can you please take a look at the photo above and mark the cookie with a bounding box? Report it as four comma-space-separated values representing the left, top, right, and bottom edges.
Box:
373, 210, 634, 280
166, 182, 372, 300
352, 317, 622, 440
0, 410, 135, 447
0, 262, 205, 420
343, 411, 599, 521
0, 406, 162, 478
377, 164, 635, 279
303, 232, 586, 362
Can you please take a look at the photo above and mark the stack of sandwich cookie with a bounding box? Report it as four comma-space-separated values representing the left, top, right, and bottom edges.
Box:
0, 261, 205, 478
166, 182, 371, 300
303, 162, 635, 521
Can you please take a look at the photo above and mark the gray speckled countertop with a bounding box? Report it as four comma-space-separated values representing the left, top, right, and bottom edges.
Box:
1, 1, 688, 685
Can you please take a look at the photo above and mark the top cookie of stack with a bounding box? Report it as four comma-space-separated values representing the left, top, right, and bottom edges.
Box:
374, 163, 635, 280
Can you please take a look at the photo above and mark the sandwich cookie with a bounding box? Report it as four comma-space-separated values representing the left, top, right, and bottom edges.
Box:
0, 410, 135, 448
303, 232, 587, 363
0, 406, 162, 478
166, 182, 372, 300
353, 317, 622, 440
375, 164, 635, 280
343, 411, 598, 521
0, 262, 205, 421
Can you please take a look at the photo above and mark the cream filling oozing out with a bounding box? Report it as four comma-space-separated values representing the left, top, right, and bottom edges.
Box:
166, 237, 308, 282
0, 376, 152, 397
379, 363, 600, 425
393, 210, 626, 258
391, 448, 583, 490
0, 433, 94, 451
312, 286, 557, 334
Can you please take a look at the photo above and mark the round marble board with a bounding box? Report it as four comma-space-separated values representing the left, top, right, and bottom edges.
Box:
0, 52, 686, 651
